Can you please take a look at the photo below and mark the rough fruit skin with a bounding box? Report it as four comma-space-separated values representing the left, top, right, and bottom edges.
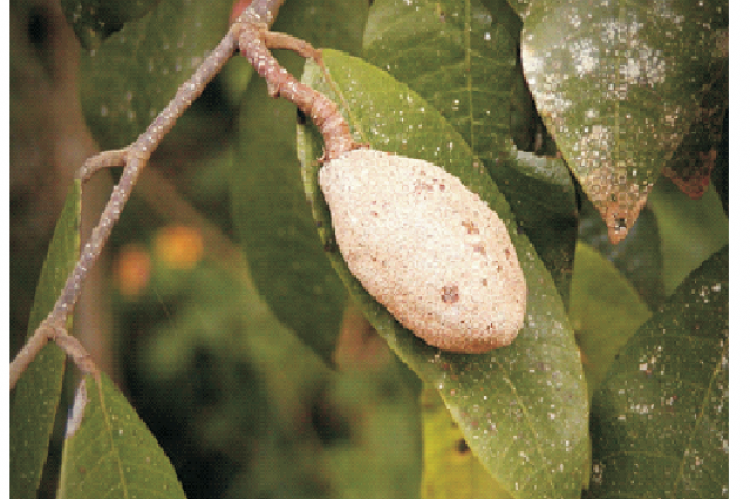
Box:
319, 149, 527, 353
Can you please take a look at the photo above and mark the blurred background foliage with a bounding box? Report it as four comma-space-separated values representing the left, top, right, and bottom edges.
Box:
10, 0, 727, 498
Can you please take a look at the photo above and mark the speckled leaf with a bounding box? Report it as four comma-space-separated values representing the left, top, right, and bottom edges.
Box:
300, 50, 588, 498
61, 0, 159, 49
58, 373, 187, 499
10, 182, 81, 499
362, 0, 578, 304
590, 245, 728, 497
231, 0, 368, 359
78, 0, 233, 150
521, 0, 728, 243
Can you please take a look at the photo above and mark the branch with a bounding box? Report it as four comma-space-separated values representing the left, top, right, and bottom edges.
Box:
12, 0, 355, 388
11, 1, 280, 388
10, 323, 98, 390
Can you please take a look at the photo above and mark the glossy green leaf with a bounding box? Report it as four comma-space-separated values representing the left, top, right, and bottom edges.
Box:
58, 372, 187, 499
78, 0, 234, 149
363, 0, 523, 163
521, 0, 728, 243
10, 181, 81, 499
362, 0, 578, 305
590, 245, 728, 497
300, 50, 588, 498
231, 0, 368, 358
61, 0, 159, 49
421, 388, 514, 499
569, 242, 651, 402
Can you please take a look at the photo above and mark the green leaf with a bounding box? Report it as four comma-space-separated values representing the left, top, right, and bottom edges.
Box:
648, 174, 729, 295
10, 182, 81, 499
78, 0, 234, 149
231, 0, 369, 358
233, 74, 348, 355
421, 388, 514, 499
521, 0, 728, 243
362, 0, 578, 304
494, 149, 578, 306
569, 242, 651, 402
61, 0, 160, 49
58, 372, 187, 499
590, 245, 728, 497
300, 50, 589, 499
363, 0, 523, 163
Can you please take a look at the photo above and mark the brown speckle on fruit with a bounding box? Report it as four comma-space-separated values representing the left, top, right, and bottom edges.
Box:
441, 284, 460, 304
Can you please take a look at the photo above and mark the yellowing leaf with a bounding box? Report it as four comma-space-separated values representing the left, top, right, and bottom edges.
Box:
421, 388, 513, 499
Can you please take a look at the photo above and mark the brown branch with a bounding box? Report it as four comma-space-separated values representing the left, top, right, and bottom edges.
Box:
235, 23, 356, 160
9, 323, 98, 390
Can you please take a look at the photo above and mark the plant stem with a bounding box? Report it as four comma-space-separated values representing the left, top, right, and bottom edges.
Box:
235, 22, 355, 159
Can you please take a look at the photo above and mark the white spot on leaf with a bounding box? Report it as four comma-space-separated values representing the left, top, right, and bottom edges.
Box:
65, 379, 88, 439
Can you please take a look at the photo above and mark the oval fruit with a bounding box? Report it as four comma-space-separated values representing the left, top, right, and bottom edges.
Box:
318, 149, 527, 353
